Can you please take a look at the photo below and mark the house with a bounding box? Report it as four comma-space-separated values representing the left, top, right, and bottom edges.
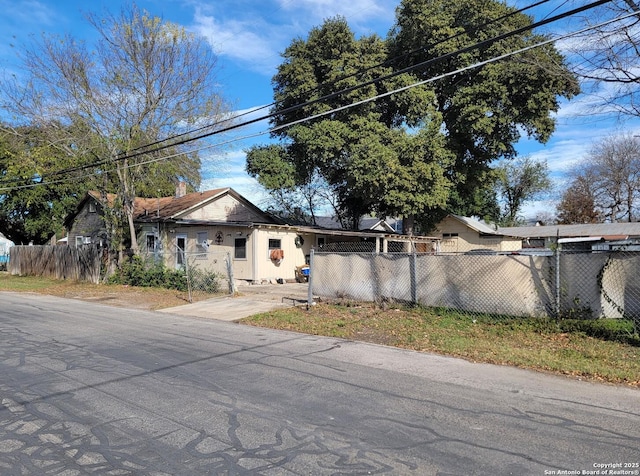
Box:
65, 187, 437, 283
432, 214, 522, 253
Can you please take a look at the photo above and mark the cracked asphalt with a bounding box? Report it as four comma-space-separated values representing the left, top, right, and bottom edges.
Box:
1, 291, 639, 475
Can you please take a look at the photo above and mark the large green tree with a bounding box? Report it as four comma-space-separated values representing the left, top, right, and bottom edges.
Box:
246, 17, 452, 232
248, 1, 578, 233
388, 0, 578, 227
1, 3, 229, 258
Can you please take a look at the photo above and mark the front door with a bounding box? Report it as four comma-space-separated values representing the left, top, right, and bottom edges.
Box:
176, 234, 187, 269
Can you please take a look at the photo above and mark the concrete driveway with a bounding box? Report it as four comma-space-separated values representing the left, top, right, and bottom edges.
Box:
159, 282, 311, 321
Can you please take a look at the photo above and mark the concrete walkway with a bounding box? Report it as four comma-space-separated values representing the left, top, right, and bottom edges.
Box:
158, 282, 312, 321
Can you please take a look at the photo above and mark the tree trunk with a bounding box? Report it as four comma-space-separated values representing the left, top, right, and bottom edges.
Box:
403, 215, 415, 236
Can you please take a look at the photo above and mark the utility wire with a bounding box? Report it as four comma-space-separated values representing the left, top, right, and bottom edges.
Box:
78, 0, 616, 162
16, 0, 610, 188
3, 8, 636, 193
118, 0, 555, 160
0, 0, 620, 191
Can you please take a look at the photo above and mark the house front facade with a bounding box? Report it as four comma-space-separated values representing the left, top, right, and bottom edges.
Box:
66, 187, 437, 284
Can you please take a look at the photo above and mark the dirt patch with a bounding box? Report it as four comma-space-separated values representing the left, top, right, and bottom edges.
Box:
0, 276, 200, 310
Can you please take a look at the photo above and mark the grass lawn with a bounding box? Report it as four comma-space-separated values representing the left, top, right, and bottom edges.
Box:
242, 303, 640, 388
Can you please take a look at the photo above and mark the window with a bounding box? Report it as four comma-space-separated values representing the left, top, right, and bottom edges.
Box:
268, 238, 281, 249
146, 233, 157, 252
235, 238, 247, 259
196, 232, 209, 258
268, 238, 282, 260
176, 235, 187, 268
75, 236, 91, 248
89, 202, 96, 213
443, 233, 458, 238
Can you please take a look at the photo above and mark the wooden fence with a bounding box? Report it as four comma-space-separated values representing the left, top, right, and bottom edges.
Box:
9, 245, 103, 284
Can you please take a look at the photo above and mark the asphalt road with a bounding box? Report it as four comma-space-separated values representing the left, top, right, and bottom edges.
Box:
0, 292, 638, 475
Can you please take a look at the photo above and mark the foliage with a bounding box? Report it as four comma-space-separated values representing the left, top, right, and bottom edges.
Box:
568, 0, 640, 118
108, 255, 223, 294
0, 127, 91, 244
585, 133, 640, 222
108, 255, 188, 291
493, 156, 552, 226
249, 1, 578, 232
247, 16, 452, 232
388, 0, 578, 228
1, 3, 230, 257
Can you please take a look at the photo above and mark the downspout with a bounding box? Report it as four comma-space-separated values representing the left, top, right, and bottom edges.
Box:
251, 226, 258, 283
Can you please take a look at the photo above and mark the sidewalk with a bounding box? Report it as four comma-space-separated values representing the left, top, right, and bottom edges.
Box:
158, 282, 311, 321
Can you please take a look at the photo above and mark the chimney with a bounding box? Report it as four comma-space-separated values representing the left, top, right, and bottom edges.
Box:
176, 181, 187, 198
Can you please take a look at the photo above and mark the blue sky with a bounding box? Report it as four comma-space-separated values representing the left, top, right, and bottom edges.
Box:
1, 0, 639, 220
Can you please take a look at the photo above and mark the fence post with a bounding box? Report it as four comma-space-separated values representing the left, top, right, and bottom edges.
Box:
226, 252, 236, 295
185, 256, 193, 303
555, 243, 561, 319
307, 248, 314, 309
410, 249, 417, 305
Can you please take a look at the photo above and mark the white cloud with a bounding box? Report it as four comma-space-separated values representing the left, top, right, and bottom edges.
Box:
192, 8, 288, 75
275, 0, 395, 24
0, 0, 58, 26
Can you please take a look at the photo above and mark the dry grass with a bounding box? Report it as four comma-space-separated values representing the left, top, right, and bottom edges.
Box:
0, 273, 198, 310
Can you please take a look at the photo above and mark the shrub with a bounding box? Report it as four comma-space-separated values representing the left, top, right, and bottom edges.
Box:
108, 255, 187, 291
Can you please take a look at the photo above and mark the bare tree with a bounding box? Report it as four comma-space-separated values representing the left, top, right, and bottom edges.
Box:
1, 3, 230, 262
584, 133, 640, 222
569, 0, 640, 117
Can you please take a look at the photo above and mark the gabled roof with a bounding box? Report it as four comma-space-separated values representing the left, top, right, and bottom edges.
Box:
67, 188, 283, 227
447, 214, 502, 235
87, 188, 230, 221
313, 216, 400, 233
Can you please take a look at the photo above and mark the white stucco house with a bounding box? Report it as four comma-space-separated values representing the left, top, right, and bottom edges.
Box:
65, 187, 437, 283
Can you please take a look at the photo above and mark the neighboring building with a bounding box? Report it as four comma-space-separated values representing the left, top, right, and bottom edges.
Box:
432, 214, 522, 254
65, 187, 437, 283
499, 222, 640, 251
0, 232, 14, 266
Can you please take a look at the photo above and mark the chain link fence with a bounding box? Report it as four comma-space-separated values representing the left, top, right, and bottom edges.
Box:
309, 243, 640, 333
140, 248, 235, 302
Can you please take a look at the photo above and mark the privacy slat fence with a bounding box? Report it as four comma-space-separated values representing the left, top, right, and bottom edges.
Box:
9, 245, 102, 284
310, 247, 640, 333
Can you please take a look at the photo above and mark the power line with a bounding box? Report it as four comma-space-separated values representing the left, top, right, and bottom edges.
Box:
81, 0, 616, 161
3, 8, 636, 193
117, 0, 555, 161
0, 0, 619, 191
31, 0, 550, 173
